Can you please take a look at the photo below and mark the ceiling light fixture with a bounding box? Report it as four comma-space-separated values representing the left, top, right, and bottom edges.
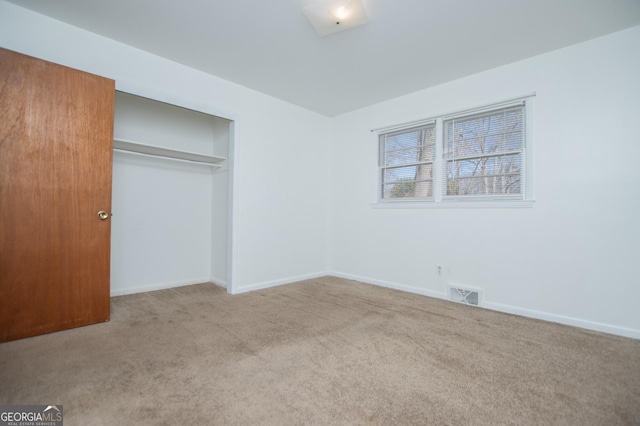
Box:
303, 0, 368, 38
329, 0, 352, 21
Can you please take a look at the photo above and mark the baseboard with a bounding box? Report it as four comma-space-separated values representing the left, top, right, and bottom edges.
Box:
328, 271, 640, 340
482, 301, 640, 340
210, 277, 227, 289
330, 271, 447, 300
110, 278, 212, 297
231, 271, 328, 295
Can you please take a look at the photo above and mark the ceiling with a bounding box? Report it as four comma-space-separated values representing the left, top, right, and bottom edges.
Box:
7, 0, 640, 117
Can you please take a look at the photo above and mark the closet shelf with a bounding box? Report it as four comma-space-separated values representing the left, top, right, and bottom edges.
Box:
113, 138, 227, 166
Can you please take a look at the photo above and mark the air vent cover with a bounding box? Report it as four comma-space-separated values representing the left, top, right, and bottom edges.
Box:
448, 285, 481, 306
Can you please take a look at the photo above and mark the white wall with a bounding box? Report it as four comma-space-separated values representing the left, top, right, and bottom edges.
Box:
329, 26, 640, 338
211, 116, 231, 286
110, 153, 214, 294
0, 1, 331, 294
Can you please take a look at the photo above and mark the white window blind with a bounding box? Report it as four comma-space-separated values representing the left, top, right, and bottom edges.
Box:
379, 123, 436, 199
443, 104, 525, 199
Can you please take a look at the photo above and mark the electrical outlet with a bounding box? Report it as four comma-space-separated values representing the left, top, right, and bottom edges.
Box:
436, 265, 443, 276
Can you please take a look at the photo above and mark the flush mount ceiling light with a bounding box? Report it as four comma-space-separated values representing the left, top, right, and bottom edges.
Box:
303, 0, 368, 37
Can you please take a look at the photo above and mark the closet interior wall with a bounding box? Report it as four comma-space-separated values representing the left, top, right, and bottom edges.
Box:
111, 92, 230, 295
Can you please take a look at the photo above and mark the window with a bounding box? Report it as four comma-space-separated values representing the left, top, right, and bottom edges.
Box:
379, 123, 436, 199
377, 97, 532, 206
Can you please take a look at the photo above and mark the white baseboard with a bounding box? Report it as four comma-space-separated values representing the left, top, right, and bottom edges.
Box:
482, 301, 640, 340
210, 277, 227, 289
231, 271, 327, 295
328, 271, 640, 340
330, 271, 447, 300
110, 277, 212, 297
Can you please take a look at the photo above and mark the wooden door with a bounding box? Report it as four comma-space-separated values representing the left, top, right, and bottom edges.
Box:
0, 48, 115, 342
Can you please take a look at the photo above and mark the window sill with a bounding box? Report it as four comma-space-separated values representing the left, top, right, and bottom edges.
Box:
371, 200, 535, 209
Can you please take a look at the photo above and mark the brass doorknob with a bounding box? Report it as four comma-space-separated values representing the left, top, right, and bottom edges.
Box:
97, 211, 109, 220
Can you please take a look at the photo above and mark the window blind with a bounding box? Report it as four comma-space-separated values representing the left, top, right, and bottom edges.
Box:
442, 104, 525, 199
380, 123, 436, 199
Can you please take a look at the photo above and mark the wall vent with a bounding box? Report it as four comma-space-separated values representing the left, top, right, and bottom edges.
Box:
447, 285, 482, 306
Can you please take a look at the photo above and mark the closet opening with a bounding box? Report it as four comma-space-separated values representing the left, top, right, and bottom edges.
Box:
110, 91, 234, 296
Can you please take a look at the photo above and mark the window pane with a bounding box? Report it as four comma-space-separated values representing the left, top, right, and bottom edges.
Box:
380, 123, 436, 200
446, 153, 522, 195
385, 145, 434, 167
384, 126, 435, 165
383, 180, 433, 198
385, 126, 435, 157
385, 165, 416, 183
383, 164, 433, 198
446, 174, 521, 195
385, 164, 433, 183
443, 105, 524, 198
445, 106, 523, 159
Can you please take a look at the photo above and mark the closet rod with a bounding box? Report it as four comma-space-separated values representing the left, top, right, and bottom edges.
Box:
113, 148, 223, 168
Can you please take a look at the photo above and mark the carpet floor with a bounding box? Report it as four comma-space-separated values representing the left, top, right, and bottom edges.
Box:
0, 276, 639, 425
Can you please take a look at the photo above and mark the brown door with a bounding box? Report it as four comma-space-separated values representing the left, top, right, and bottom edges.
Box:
0, 48, 115, 342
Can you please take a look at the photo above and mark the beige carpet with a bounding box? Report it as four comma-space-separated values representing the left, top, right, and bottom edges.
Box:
0, 276, 639, 425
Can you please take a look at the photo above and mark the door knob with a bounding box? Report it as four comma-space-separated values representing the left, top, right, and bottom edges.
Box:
97, 211, 109, 220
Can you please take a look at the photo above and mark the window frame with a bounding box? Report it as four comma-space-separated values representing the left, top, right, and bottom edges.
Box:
373, 95, 535, 208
